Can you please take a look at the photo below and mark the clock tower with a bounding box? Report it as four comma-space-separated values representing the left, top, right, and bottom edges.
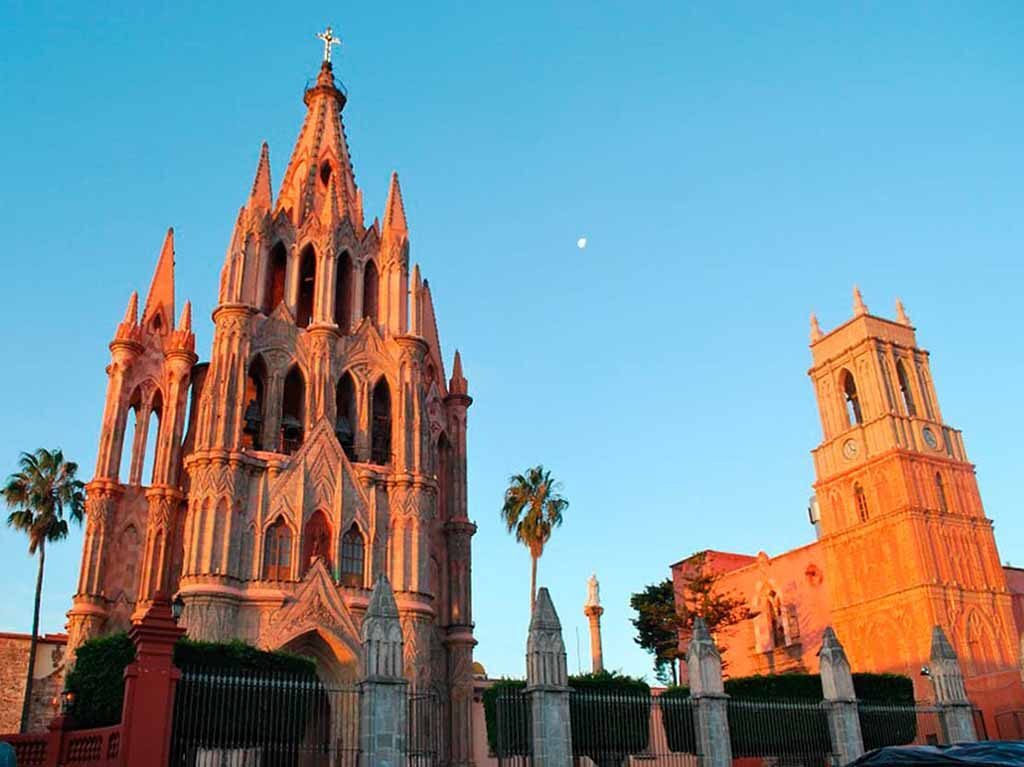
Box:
809, 289, 1020, 719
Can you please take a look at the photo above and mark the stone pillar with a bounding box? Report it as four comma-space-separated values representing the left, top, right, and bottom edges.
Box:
687, 617, 732, 767
929, 626, 977, 743
526, 587, 573, 767
819, 627, 864, 764
360, 575, 408, 767
119, 594, 186, 767
584, 573, 604, 673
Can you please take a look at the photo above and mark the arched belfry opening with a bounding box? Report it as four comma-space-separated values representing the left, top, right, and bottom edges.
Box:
142, 391, 163, 485
896, 359, 916, 417
335, 372, 357, 461
370, 378, 391, 465
362, 260, 379, 324
263, 242, 287, 315
320, 160, 332, 187
297, 245, 317, 328
243, 355, 267, 450
841, 369, 863, 426
282, 365, 305, 454
334, 251, 352, 332
303, 510, 333, 574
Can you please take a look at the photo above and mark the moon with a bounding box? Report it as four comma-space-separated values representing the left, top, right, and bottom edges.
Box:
577, 237, 587, 250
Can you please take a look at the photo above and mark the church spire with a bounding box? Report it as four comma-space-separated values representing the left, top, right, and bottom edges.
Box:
382, 172, 408, 238
142, 228, 175, 334
248, 142, 273, 214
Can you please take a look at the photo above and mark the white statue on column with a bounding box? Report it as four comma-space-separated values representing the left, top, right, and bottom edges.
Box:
586, 572, 601, 608
583, 572, 604, 673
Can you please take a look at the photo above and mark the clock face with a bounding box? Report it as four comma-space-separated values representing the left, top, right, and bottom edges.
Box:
922, 427, 938, 450
842, 439, 859, 459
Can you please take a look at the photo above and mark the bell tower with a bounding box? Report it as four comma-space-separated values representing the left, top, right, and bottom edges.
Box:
808, 289, 1021, 720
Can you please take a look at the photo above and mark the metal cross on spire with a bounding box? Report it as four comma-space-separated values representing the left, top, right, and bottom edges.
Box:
316, 26, 342, 64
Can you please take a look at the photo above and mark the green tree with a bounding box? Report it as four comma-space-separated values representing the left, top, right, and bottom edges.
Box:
501, 465, 568, 613
2, 448, 85, 732
629, 579, 683, 685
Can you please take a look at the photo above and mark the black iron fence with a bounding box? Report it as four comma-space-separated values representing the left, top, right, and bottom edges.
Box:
727, 698, 834, 767
409, 689, 442, 767
493, 687, 531, 767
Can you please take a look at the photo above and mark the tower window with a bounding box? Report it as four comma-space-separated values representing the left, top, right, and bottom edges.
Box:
296, 245, 316, 328
340, 524, 365, 587
936, 472, 949, 513
854, 483, 869, 522
263, 242, 287, 314
334, 250, 352, 331
281, 365, 305, 454
263, 518, 292, 580
362, 260, 379, 324
320, 160, 332, 187
841, 370, 863, 426
335, 372, 357, 461
896, 359, 916, 417
243, 355, 267, 450
370, 377, 391, 464
302, 510, 332, 574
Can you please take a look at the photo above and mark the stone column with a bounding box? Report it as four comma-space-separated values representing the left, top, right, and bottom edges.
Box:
584, 573, 604, 673
929, 626, 977, 743
687, 617, 732, 767
360, 575, 408, 767
526, 587, 573, 767
819, 627, 864, 764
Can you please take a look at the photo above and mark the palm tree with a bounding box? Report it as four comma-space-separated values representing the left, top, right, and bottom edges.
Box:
501, 465, 569, 614
2, 448, 85, 733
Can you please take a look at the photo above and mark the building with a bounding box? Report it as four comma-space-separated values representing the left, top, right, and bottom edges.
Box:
0, 632, 67, 733
63, 42, 477, 763
671, 291, 1024, 737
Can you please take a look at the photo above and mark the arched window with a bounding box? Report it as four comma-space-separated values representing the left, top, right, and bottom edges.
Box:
119, 402, 139, 483
142, 392, 162, 485
242, 356, 267, 450
766, 591, 786, 648
335, 372, 357, 461
263, 242, 287, 315
263, 518, 292, 580
320, 160, 332, 187
841, 370, 863, 426
936, 472, 949, 513
334, 250, 352, 332
282, 365, 305, 454
854, 483, 869, 522
296, 245, 316, 328
340, 525, 365, 587
896, 359, 916, 417
362, 260, 379, 324
302, 510, 332, 573
371, 378, 391, 464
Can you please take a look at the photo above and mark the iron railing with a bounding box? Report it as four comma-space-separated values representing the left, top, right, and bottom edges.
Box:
494, 687, 532, 767
169, 669, 359, 767
409, 690, 442, 767
726, 698, 835, 767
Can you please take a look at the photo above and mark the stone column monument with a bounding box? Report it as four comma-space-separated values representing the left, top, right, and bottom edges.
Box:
688, 616, 732, 767
819, 627, 864, 764
583, 573, 605, 674
527, 587, 573, 767
360, 575, 409, 767
929, 626, 977, 743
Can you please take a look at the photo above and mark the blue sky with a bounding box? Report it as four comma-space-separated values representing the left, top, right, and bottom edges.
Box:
0, 2, 1022, 681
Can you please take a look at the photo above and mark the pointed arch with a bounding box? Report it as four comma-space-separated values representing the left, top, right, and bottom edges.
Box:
319, 160, 333, 187
841, 369, 863, 426
263, 241, 287, 315
335, 371, 357, 461
303, 510, 333, 575
243, 355, 267, 450
854, 482, 870, 522
141, 391, 163, 485
119, 401, 139, 484
370, 377, 392, 465
263, 516, 293, 581
297, 245, 317, 328
340, 523, 365, 588
334, 250, 353, 332
282, 364, 305, 454
362, 260, 379, 324
896, 359, 916, 417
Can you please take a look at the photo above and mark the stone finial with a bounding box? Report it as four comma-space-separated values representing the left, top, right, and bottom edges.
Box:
526, 587, 568, 688
123, 291, 139, 326
382, 171, 408, 238
810, 313, 823, 342
449, 350, 469, 396
819, 627, 856, 700
929, 625, 969, 704
177, 300, 192, 333
853, 285, 868, 317
248, 142, 273, 213
896, 299, 911, 326
687, 616, 724, 696
361, 575, 404, 680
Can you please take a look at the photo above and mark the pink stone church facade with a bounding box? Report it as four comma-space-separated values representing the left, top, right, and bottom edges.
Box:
64, 55, 477, 762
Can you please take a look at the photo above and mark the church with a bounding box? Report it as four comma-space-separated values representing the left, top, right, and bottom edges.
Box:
63, 37, 477, 763
671, 291, 1024, 738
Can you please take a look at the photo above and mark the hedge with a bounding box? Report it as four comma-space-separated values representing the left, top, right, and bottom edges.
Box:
659, 672, 916, 755
64, 633, 318, 729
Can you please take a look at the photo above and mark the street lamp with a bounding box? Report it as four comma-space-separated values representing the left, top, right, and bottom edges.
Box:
171, 593, 185, 622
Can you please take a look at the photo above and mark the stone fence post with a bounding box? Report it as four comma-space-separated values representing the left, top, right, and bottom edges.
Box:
526, 587, 573, 767
359, 575, 408, 767
929, 626, 977, 743
819, 627, 864, 764
688, 617, 732, 767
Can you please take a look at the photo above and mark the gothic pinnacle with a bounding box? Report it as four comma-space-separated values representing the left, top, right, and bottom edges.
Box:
896, 298, 911, 326
449, 350, 469, 397
810, 313, 823, 342
320, 172, 342, 226
249, 142, 273, 213
853, 285, 868, 317
382, 171, 408, 237
123, 291, 139, 326
142, 227, 176, 332
177, 300, 192, 333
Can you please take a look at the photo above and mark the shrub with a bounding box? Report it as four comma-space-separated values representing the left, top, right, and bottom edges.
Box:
482, 679, 528, 755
